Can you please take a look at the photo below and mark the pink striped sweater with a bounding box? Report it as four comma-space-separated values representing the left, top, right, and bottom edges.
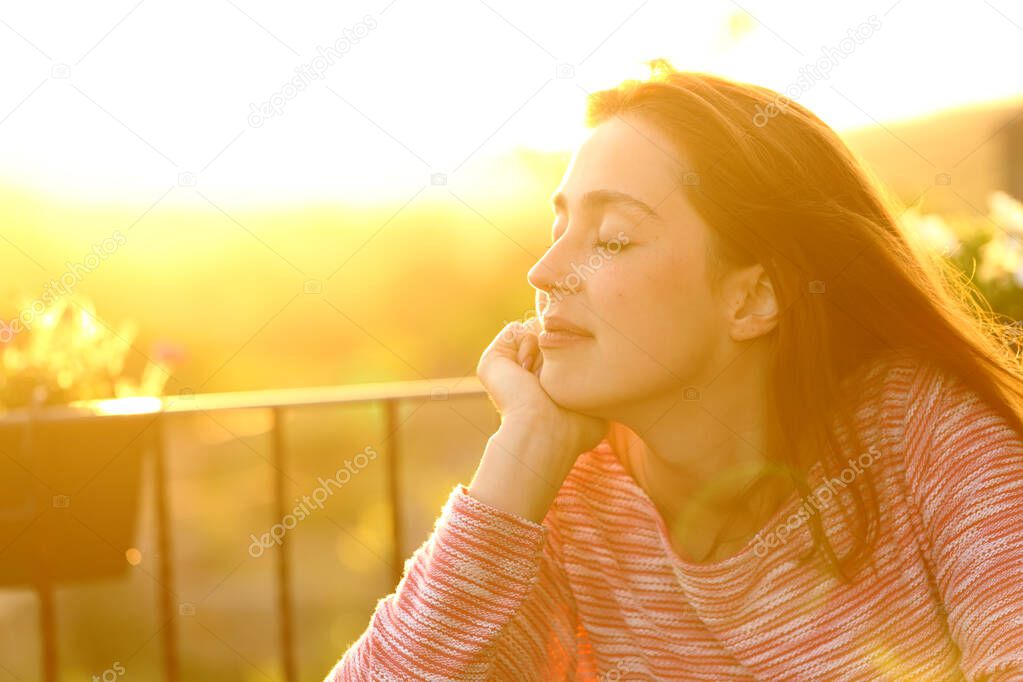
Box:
325, 353, 1023, 680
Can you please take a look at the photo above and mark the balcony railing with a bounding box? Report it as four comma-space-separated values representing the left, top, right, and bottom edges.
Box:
0, 376, 493, 682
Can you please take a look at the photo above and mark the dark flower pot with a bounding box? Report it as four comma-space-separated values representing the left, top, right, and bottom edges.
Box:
0, 413, 149, 586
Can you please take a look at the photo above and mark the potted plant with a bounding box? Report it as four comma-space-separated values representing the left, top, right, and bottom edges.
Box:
0, 295, 180, 586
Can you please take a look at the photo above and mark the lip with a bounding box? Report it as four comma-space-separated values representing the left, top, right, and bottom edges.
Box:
538, 329, 593, 348
540, 315, 592, 336
538, 315, 593, 349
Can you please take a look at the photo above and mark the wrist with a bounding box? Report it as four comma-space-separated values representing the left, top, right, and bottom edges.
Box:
496, 412, 576, 450
468, 427, 575, 523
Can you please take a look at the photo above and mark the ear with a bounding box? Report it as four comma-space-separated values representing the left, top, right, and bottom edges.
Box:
725, 264, 779, 342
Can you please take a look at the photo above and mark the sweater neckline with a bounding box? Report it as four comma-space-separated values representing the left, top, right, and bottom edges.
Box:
596, 439, 824, 576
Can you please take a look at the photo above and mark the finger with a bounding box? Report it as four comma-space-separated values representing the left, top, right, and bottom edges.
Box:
504, 320, 533, 346
517, 332, 537, 368
487, 321, 526, 357
529, 346, 543, 373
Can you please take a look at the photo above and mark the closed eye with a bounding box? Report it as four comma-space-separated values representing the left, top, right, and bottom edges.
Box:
595, 239, 629, 251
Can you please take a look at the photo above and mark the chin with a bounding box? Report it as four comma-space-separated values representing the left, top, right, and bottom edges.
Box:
538, 360, 611, 415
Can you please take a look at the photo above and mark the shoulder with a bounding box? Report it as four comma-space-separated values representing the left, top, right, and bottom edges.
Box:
846, 348, 995, 426
833, 349, 1023, 477
860, 351, 1023, 490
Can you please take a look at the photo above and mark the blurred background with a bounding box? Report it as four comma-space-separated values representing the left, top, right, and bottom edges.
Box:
1, 0, 1022, 679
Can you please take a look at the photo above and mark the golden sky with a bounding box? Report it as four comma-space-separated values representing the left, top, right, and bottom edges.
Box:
1, 0, 1021, 205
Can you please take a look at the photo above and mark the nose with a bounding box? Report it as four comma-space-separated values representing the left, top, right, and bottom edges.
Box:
527, 240, 581, 303
526, 257, 553, 317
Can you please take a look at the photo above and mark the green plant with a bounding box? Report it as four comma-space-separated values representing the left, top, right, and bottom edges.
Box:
0, 296, 180, 410
897, 189, 1023, 326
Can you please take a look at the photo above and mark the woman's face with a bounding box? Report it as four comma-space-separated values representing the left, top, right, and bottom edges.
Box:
528, 115, 761, 418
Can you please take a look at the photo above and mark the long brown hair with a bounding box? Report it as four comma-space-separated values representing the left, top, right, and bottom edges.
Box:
592, 58, 1023, 582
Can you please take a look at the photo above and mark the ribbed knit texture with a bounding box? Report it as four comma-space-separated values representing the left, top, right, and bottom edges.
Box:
325, 353, 1023, 680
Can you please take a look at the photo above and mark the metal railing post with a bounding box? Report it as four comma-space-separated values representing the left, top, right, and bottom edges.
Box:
153, 415, 180, 682
24, 410, 58, 682
271, 408, 297, 682
384, 400, 403, 588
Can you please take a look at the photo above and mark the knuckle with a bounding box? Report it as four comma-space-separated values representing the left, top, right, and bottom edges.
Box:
499, 321, 523, 343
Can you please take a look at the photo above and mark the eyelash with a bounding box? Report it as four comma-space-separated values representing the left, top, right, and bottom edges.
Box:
549, 218, 629, 251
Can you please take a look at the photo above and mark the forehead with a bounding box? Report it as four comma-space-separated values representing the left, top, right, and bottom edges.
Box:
555, 116, 685, 210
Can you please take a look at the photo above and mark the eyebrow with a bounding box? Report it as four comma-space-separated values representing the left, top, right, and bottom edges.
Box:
550, 189, 662, 222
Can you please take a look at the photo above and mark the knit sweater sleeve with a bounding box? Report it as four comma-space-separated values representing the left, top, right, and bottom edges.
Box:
900, 361, 1023, 681
322, 483, 579, 681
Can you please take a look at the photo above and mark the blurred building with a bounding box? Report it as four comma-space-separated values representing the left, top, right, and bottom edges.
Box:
841, 95, 1023, 213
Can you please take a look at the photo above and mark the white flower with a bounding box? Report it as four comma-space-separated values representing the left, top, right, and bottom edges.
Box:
899, 207, 961, 257
988, 190, 1023, 238
977, 232, 1023, 286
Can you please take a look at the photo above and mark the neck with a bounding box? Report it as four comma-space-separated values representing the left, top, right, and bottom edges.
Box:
613, 345, 788, 561
635, 395, 769, 516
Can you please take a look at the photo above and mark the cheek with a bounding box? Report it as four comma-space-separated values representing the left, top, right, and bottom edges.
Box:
592, 250, 719, 375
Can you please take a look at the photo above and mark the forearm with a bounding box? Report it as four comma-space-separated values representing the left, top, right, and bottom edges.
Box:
324, 483, 550, 681
469, 423, 579, 523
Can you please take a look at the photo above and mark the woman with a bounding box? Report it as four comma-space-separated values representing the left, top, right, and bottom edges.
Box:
325, 59, 1023, 680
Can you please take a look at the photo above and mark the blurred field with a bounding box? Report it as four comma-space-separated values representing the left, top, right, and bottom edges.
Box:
0, 148, 571, 396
